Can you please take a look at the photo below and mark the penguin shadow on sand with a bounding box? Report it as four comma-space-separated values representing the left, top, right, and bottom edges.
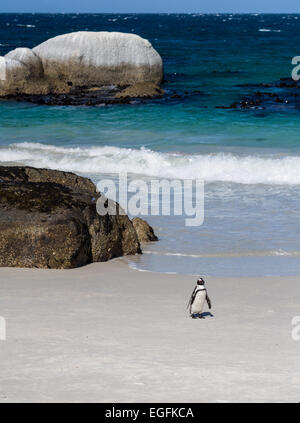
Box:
187, 277, 214, 319
192, 311, 214, 319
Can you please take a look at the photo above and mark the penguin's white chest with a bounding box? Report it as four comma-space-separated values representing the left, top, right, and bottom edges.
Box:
191, 290, 206, 314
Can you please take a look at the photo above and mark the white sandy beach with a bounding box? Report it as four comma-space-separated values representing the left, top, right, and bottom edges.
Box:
0, 260, 299, 403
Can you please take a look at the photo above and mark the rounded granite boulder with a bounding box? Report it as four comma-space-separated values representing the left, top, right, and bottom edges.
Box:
33, 31, 163, 87
5, 48, 43, 78
0, 48, 45, 96
0, 31, 164, 100
0, 57, 29, 94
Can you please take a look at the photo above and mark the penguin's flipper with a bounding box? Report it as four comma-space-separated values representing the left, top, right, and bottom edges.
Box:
187, 287, 197, 310
206, 294, 212, 309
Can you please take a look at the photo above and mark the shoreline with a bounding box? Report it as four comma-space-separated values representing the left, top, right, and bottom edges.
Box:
0, 260, 299, 402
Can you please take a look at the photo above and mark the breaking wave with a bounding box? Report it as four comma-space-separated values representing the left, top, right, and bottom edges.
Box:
1, 142, 300, 185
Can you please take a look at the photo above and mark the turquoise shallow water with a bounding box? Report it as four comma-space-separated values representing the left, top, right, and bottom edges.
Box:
1, 13, 300, 275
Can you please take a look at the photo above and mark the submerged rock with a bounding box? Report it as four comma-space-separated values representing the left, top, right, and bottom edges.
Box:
0, 166, 141, 269
132, 217, 158, 243
217, 77, 300, 112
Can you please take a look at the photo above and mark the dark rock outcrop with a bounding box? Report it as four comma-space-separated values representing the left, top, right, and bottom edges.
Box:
0, 166, 141, 268
216, 77, 300, 112
0, 86, 203, 106
132, 217, 158, 243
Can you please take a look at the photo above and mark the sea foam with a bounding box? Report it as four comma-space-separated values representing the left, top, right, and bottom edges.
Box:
1, 142, 300, 185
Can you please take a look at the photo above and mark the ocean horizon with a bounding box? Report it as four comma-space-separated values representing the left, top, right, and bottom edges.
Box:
1, 12, 300, 276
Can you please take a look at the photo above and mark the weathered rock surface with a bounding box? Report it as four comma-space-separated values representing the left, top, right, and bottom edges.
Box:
5, 48, 43, 78
0, 57, 29, 92
115, 82, 164, 99
0, 48, 48, 96
0, 31, 163, 100
0, 166, 141, 269
132, 217, 158, 243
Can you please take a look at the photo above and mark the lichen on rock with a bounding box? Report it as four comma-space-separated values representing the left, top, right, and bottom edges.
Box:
132, 217, 158, 243
115, 82, 165, 99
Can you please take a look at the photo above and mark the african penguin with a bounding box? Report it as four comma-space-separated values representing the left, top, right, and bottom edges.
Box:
187, 277, 212, 318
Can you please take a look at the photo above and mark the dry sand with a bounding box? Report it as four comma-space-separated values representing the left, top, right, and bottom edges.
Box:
0, 260, 299, 402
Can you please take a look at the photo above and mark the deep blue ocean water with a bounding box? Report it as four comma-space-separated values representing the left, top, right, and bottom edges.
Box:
1, 13, 300, 276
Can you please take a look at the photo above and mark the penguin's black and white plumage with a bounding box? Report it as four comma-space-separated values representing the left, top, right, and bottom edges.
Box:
187, 277, 212, 318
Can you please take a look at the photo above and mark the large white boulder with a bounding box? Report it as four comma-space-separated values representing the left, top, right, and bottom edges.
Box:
33, 31, 163, 86
0, 31, 163, 97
